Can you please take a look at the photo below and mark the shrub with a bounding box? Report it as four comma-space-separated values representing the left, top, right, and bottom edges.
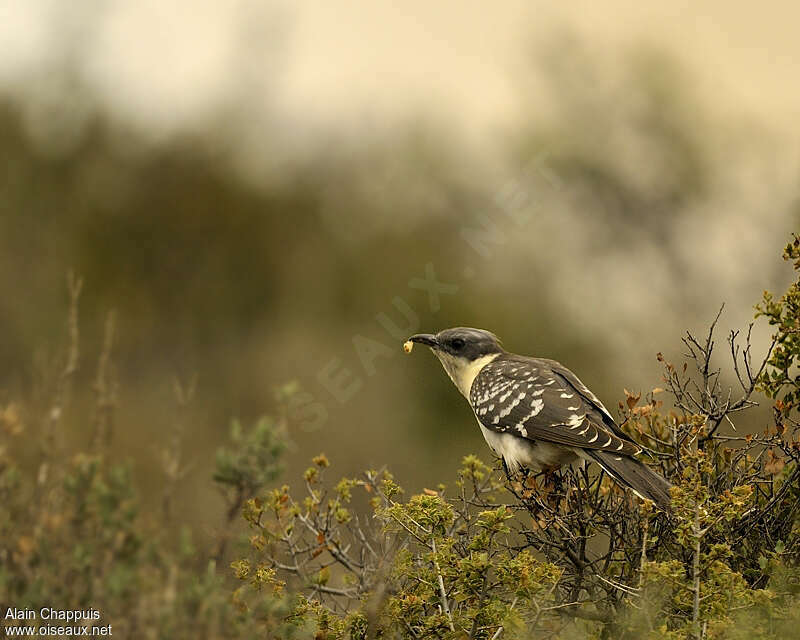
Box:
0, 281, 287, 638
233, 235, 800, 639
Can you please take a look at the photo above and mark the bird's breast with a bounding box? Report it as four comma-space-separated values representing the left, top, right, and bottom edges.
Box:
478, 423, 578, 473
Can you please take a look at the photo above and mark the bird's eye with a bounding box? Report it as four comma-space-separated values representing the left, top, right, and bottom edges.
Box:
451, 337, 466, 350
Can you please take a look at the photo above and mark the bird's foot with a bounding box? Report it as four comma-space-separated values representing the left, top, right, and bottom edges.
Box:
501, 459, 530, 497
525, 466, 567, 508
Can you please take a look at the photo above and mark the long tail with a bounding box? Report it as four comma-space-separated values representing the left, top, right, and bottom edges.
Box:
583, 450, 673, 512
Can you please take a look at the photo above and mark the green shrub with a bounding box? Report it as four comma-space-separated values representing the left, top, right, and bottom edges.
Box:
231, 235, 800, 639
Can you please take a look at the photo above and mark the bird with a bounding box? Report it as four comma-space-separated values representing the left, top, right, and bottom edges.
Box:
405, 327, 672, 510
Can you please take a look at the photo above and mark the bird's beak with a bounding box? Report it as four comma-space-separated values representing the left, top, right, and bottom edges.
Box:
407, 333, 438, 348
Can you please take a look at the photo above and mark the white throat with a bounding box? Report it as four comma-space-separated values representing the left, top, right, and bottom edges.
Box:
433, 351, 501, 398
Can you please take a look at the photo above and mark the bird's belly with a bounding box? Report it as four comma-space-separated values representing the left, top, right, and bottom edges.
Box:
479, 424, 577, 473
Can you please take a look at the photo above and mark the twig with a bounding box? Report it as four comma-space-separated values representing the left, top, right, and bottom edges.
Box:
431, 537, 455, 632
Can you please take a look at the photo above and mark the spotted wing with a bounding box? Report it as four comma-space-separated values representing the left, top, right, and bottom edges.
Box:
469, 356, 641, 456
541, 358, 615, 422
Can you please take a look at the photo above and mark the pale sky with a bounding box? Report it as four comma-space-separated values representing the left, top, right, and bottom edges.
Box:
1, 1, 799, 145
281, 2, 800, 136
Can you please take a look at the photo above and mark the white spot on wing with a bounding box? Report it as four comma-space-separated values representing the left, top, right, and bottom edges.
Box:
567, 414, 584, 427
499, 387, 514, 403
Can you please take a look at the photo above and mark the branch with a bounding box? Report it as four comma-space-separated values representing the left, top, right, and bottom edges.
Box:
431, 537, 455, 632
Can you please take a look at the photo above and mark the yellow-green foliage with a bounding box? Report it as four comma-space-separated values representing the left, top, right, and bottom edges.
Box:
235, 452, 567, 638
232, 444, 800, 639
757, 234, 800, 414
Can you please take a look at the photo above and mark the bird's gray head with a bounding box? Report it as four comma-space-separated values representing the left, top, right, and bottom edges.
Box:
406, 327, 504, 397
408, 327, 503, 360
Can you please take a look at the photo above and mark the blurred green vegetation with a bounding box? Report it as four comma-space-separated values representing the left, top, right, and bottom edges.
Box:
0, 396, 286, 637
